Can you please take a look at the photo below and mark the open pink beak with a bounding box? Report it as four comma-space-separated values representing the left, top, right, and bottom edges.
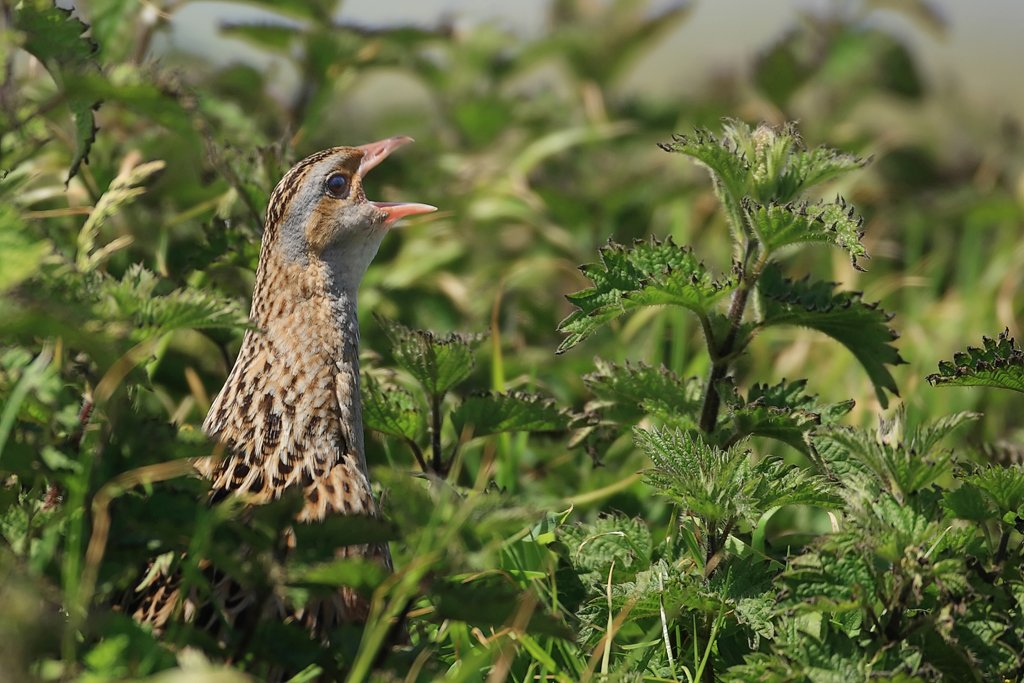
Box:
356, 136, 437, 225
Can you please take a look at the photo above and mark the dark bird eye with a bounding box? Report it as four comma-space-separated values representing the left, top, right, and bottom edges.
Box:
324, 173, 350, 199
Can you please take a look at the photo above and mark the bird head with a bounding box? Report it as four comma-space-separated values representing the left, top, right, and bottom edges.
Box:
264, 136, 435, 285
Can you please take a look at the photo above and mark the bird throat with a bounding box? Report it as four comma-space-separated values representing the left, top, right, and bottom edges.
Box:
198, 251, 377, 522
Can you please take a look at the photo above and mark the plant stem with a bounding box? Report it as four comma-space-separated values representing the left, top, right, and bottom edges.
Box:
430, 392, 443, 475
698, 245, 766, 433
405, 437, 428, 473
994, 528, 1011, 564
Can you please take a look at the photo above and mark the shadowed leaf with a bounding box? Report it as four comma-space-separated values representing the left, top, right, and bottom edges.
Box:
286, 557, 389, 593
431, 575, 573, 639
378, 317, 484, 396
361, 373, 426, 443
583, 358, 703, 426
451, 391, 571, 438
757, 265, 903, 407
0, 207, 49, 294
719, 378, 854, 453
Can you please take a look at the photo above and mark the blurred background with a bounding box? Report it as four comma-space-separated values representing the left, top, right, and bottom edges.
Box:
170, 1, 1024, 112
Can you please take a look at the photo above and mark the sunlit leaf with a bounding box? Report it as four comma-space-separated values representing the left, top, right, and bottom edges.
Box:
778, 143, 869, 201
927, 329, 1024, 393
747, 197, 868, 269
816, 412, 974, 500
77, 158, 165, 271
557, 237, 735, 353
663, 120, 867, 208
0, 207, 49, 293
659, 127, 749, 216
14, 1, 99, 181
637, 427, 838, 527
97, 265, 250, 339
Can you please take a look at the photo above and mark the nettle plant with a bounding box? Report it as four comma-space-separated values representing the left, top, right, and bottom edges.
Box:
542, 122, 1024, 681
361, 317, 571, 480
551, 121, 910, 677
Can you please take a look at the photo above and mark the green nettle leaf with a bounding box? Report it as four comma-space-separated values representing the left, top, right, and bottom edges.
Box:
582, 358, 703, 426
927, 329, 1024, 393
637, 427, 749, 524
378, 317, 484, 397
776, 143, 869, 201
601, 560, 720, 621
943, 482, 992, 522
658, 127, 750, 214
821, 427, 952, 500
864, 495, 947, 563
908, 410, 981, 454
431, 576, 573, 640
559, 512, 654, 582
735, 592, 777, 642
660, 120, 867, 208
0, 206, 50, 294
77, 159, 166, 271
719, 379, 854, 454
757, 265, 903, 406
748, 456, 843, 511
732, 120, 867, 203
816, 412, 975, 500
636, 427, 838, 527
557, 237, 735, 353
746, 197, 868, 269
98, 265, 250, 338
14, 1, 99, 181
967, 464, 1024, 516
361, 373, 426, 443
450, 391, 571, 438
286, 557, 388, 594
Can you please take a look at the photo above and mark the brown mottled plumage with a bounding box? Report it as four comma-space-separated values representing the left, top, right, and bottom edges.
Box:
130, 137, 435, 638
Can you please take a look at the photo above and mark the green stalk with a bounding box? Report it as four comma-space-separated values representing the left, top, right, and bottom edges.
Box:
698, 243, 766, 433
430, 392, 444, 474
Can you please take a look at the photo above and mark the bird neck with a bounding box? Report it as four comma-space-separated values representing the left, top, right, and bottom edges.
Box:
252, 251, 366, 464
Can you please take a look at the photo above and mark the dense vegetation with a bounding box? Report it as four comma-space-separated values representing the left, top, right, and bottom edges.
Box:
2, 1, 1024, 681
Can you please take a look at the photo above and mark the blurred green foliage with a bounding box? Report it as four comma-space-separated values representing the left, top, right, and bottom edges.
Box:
2, 0, 1024, 680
